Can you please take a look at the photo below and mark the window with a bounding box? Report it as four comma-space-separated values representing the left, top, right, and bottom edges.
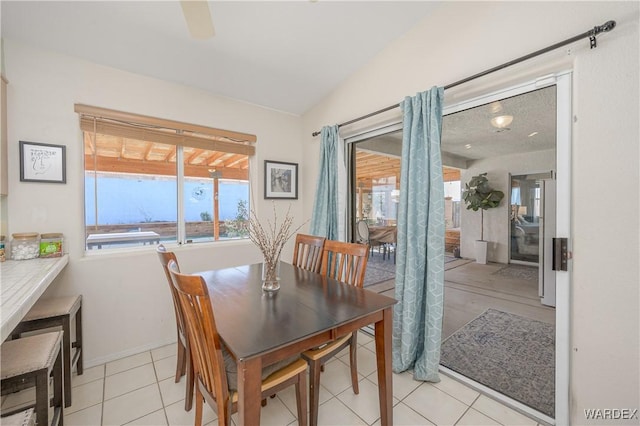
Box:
77, 104, 255, 251
444, 179, 461, 229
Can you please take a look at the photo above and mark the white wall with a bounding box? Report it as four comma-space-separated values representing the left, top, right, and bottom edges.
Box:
3, 39, 305, 365
302, 2, 639, 424
459, 149, 555, 263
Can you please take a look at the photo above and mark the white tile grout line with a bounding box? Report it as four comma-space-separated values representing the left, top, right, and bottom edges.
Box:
151, 350, 172, 426
100, 365, 106, 426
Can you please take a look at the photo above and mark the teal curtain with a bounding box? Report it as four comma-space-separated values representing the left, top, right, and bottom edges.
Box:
310, 125, 340, 240
392, 87, 445, 381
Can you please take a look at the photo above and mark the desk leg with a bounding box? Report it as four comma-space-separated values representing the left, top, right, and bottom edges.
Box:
375, 307, 393, 425
237, 357, 262, 426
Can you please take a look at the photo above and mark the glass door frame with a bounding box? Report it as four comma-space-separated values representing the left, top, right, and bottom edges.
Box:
441, 71, 572, 425
342, 72, 572, 424
345, 123, 403, 243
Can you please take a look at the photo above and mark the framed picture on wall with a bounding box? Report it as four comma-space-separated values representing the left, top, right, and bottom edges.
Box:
19, 141, 67, 183
264, 160, 298, 199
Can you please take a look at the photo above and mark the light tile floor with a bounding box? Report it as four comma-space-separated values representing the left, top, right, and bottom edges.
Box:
1, 333, 544, 425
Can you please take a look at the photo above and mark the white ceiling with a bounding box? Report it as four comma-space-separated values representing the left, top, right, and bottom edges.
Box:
1, 1, 438, 115
441, 85, 557, 161
356, 86, 557, 163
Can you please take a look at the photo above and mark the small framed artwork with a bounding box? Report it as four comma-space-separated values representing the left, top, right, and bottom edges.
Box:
264, 160, 298, 199
19, 141, 67, 183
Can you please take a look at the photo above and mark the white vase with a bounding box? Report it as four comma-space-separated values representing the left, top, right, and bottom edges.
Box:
261, 259, 281, 292
475, 240, 488, 264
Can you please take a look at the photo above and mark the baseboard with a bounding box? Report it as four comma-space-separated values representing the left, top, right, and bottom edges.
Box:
84, 338, 177, 369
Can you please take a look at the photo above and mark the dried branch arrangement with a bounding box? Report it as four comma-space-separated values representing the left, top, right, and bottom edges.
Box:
248, 203, 307, 283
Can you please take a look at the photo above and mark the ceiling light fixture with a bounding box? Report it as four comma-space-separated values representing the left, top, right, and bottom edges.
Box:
491, 115, 513, 129
465, 144, 472, 149
528, 131, 539, 137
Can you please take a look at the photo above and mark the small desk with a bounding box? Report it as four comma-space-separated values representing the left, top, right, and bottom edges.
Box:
0, 255, 69, 342
198, 262, 396, 426
86, 231, 160, 249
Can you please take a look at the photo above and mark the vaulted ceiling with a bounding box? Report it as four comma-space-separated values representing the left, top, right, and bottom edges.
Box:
1, 1, 438, 115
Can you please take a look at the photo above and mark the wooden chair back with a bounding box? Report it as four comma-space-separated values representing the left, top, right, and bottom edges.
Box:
320, 240, 369, 288
292, 234, 326, 273
157, 245, 188, 344
167, 260, 231, 421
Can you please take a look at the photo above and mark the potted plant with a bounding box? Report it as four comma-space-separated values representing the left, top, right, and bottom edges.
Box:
462, 172, 504, 264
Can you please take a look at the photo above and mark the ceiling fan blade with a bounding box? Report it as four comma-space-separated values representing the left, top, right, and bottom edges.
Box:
180, 0, 215, 40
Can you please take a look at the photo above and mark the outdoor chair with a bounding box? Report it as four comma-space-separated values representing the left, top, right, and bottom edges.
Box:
356, 220, 387, 259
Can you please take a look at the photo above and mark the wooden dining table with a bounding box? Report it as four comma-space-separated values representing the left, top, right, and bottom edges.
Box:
197, 261, 397, 426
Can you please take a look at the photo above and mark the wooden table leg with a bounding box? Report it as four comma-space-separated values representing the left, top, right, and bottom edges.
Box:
237, 357, 262, 425
375, 307, 393, 425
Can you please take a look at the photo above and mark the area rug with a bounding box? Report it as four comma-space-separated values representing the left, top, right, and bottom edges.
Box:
440, 309, 555, 417
364, 255, 396, 287
493, 264, 538, 281
363, 255, 458, 287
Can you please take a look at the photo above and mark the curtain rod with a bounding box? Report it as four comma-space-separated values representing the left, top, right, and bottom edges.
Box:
311, 19, 616, 137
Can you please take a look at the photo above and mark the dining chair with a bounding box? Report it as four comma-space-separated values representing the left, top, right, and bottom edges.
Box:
292, 233, 326, 273
157, 245, 194, 411
167, 260, 308, 426
303, 239, 369, 426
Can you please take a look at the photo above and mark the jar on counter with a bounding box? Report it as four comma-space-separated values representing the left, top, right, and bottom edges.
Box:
11, 233, 40, 260
39, 233, 64, 258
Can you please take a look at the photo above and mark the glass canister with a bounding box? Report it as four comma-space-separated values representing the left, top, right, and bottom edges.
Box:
39, 233, 64, 258
11, 233, 40, 260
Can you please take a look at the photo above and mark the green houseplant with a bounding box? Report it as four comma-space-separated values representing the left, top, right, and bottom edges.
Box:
462, 173, 504, 263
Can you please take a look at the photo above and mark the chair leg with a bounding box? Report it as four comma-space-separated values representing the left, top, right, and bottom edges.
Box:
194, 389, 204, 426
62, 315, 73, 407
53, 345, 64, 417
35, 371, 49, 426
76, 303, 84, 375
296, 370, 307, 426
184, 347, 194, 411
349, 332, 359, 394
176, 338, 186, 382
308, 360, 322, 426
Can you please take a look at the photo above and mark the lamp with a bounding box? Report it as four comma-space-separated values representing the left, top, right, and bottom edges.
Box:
491, 115, 513, 129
